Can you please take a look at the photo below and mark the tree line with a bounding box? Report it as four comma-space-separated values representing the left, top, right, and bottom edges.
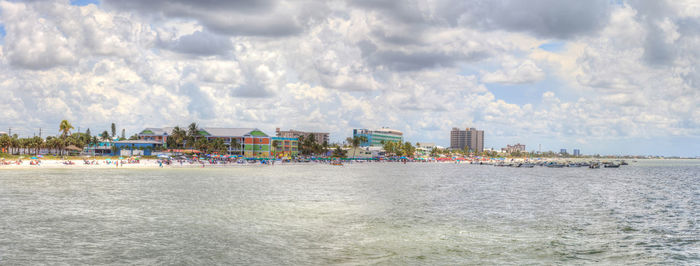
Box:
0, 120, 135, 156
164, 123, 230, 154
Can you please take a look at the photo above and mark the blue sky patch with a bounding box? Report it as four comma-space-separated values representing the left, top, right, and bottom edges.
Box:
0, 24, 5, 45
538, 41, 566, 52
70, 0, 100, 6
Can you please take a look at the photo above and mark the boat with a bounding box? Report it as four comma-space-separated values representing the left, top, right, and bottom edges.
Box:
604, 163, 620, 168
518, 163, 535, 168
589, 162, 600, 169
547, 163, 565, 168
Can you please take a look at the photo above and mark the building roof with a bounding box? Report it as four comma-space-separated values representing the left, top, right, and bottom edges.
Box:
114, 140, 163, 144
139, 127, 174, 136
202, 128, 264, 137
276, 128, 329, 134
374, 128, 403, 135
139, 127, 270, 138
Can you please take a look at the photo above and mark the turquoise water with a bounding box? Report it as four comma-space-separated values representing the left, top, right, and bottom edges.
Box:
0, 160, 698, 264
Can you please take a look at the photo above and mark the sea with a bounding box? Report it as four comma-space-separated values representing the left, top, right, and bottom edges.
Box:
0, 160, 698, 264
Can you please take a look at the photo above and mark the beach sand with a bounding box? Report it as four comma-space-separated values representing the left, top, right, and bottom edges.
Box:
0, 159, 221, 169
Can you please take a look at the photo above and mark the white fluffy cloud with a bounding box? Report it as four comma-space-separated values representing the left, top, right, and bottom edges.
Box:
0, 0, 698, 156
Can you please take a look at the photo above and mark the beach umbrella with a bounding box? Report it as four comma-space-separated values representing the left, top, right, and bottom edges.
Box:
37, 155, 43, 158
158, 154, 169, 158
106, 158, 112, 161
119, 157, 124, 160
31, 156, 38, 160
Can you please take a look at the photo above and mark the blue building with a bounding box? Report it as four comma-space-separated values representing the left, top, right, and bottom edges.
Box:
573, 149, 581, 156
353, 128, 403, 147
113, 140, 163, 156
83, 141, 114, 156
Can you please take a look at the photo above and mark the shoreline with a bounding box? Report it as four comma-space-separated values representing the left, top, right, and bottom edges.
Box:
0, 158, 690, 170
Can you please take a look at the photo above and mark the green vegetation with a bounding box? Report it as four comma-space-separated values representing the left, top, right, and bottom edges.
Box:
162, 122, 231, 154
298, 135, 327, 156
346, 135, 368, 158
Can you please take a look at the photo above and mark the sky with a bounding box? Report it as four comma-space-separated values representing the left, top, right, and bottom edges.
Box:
0, 0, 698, 157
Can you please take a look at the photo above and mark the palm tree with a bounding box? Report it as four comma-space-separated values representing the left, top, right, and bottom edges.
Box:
230, 138, 240, 155
10, 136, 19, 155
271, 140, 280, 158
195, 138, 209, 153
346, 136, 368, 159
0, 135, 10, 154
170, 126, 187, 149
100, 131, 110, 141
186, 123, 199, 148
59, 120, 74, 138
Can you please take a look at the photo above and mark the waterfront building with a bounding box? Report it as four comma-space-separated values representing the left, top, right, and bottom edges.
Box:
353, 128, 403, 147
560, 149, 567, 154
415, 142, 436, 157
113, 140, 163, 156
83, 141, 114, 156
138, 127, 272, 157
502, 143, 526, 153
573, 149, 581, 156
346, 146, 385, 158
276, 128, 329, 144
416, 142, 436, 150
138, 127, 173, 144
271, 137, 299, 158
450, 127, 484, 152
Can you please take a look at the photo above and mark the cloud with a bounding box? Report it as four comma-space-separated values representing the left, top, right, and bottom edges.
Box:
480, 59, 546, 84
439, 0, 613, 39
0, 0, 698, 156
103, 0, 309, 37
160, 30, 232, 55
0, 1, 155, 70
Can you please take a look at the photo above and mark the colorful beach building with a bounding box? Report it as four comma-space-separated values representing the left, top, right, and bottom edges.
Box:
138, 127, 173, 144
113, 140, 163, 156
271, 137, 299, 158
138, 127, 273, 158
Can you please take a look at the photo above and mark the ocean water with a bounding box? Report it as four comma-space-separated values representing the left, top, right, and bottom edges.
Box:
0, 160, 698, 264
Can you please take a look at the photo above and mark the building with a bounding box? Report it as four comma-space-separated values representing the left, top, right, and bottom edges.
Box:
271, 137, 299, 158
138, 127, 272, 157
138, 127, 173, 144
450, 127, 484, 152
83, 141, 115, 156
415, 142, 436, 157
0, 131, 7, 136
416, 142, 436, 150
502, 143, 526, 153
560, 149, 567, 154
573, 149, 581, 156
346, 146, 385, 158
113, 140, 163, 156
353, 128, 403, 147
276, 128, 329, 144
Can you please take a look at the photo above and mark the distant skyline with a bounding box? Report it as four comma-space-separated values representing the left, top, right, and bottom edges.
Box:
0, 0, 698, 157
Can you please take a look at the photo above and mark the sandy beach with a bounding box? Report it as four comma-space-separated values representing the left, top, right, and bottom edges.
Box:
0, 159, 223, 169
